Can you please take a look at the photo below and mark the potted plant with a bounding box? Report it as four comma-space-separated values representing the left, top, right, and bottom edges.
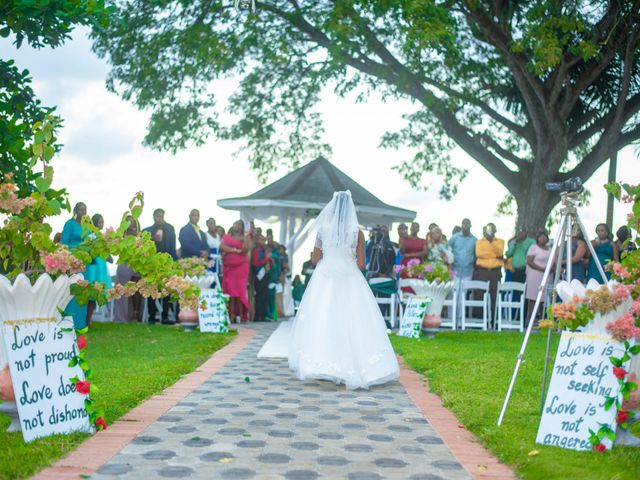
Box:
0, 117, 200, 433
397, 260, 454, 330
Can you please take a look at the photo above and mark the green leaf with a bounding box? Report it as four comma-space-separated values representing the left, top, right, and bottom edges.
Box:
629, 345, 640, 355
35, 176, 52, 192
68, 356, 78, 367
609, 356, 623, 367
604, 397, 615, 411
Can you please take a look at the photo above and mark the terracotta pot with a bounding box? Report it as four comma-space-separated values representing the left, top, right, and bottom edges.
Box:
422, 314, 442, 330
178, 308, 199, 323
0, 365, 15, 402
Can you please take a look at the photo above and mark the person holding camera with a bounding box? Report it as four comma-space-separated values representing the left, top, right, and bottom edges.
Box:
366, 225, 396, 278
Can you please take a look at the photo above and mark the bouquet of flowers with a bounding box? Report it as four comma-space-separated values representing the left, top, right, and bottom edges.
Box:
396, 259, 452, 284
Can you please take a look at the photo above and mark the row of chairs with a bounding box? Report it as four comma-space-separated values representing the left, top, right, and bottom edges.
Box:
375, 279, 530, 332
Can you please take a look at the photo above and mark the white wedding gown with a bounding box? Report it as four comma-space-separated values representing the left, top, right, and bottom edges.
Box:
287, 245, 400, 389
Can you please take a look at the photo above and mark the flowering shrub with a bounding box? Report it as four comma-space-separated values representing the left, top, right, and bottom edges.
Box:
178, 257, 210, 278
396, 259, 452, 283
0, 116, 200, 310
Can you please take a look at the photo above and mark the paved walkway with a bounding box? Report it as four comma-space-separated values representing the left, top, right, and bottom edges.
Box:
35, 323, 515, 480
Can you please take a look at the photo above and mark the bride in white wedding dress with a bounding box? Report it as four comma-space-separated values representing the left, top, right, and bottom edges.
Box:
276, 191, 400, 389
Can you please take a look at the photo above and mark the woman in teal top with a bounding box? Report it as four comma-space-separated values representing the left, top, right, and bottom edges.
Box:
588, 223, 619, 282
61, 202, 89, 329
85, 214, 113, 324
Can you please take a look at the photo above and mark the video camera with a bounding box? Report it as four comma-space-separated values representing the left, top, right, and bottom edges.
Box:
544, 177, 583, 194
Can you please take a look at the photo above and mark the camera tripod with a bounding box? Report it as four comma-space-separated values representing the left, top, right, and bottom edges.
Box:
497, 191, 608, 426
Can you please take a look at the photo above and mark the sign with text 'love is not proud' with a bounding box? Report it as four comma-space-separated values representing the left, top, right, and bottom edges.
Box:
198, 288, 230, 333
2, 317, 91, 442
398, 297, 430, 339
536, 331, 627, 451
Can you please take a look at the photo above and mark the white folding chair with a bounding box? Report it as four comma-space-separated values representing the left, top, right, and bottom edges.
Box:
370, 278, 399, 328
496, 282, 527, 332
440, 287, 458, 330
460, 280, 490, 330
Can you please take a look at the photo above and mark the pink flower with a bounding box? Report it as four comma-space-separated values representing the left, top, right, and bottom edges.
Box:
631, 301, 640, 316
407, 258, 420, 267
612, 284, 631, 300
613, 263, 631, 280
607, 312, 640, 342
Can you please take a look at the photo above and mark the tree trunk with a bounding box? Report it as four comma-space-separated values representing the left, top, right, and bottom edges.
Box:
515, 181, 558, 236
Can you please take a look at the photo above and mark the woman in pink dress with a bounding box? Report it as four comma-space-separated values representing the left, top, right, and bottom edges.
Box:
525, 230, 552, 323
221, 220, 251, 322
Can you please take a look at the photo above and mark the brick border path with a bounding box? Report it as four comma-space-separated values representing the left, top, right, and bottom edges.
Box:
32, 325, 515, 480
32, 328, 255, 480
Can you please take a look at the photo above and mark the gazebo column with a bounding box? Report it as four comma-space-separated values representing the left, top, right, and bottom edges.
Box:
287, 218, 311, 270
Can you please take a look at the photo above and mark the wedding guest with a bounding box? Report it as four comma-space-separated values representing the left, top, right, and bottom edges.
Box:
292, 275, 304, 309
426, 226, 454, 268
266, 229, 281, 321
526, 230, 552, 323
616, 225, 636, 257
252, 233, 271, 322
400, 222, 428, 265
394, 223, 408, 266
143, 208, 176, 323
85, 214, 113, 325
216, 225, 226, 238
205, 217, 221, 279
474, 223, 504, 325
61, 202, 88, 329
221, 220, 250, 322
179, 209, 208, 259
301, 252, 315, 287
587, 223, 619, 282
564, 231, 588, 283
506, 227, 535, 284
449, 218, 476, 320
452, 225, 462, 237
114, 217, 142, 322
277, 244, 289, 316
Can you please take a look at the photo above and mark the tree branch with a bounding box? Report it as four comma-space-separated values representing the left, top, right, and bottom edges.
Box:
569, 93, 640, 149
479, 133, 529, 171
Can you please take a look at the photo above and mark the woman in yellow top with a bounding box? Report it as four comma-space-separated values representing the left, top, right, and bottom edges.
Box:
473, 223, 504, 326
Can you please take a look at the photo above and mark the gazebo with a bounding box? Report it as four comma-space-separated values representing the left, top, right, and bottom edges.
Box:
217, 157, 416, 266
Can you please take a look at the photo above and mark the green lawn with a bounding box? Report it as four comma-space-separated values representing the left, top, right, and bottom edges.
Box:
391, 331, 640, 480
0, 323, 236, 480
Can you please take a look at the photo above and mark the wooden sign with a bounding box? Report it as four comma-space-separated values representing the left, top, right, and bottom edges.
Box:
198, 288, 230, 333
536, 331, 628, 451
398, 297, 430, 338
2, 317, 91, 442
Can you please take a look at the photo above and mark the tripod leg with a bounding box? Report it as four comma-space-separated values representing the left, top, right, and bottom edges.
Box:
498, 213, 569, 426
539, 223, 569, 412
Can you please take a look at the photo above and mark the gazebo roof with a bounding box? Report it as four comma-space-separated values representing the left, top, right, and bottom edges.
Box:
217, 157, 415, 225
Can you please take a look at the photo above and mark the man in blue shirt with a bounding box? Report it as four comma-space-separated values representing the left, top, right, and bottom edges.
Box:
448, 218, 477, 322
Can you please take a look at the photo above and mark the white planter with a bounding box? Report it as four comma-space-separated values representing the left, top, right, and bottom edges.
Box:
0, 273, 82, 432
555, 279, 634, 337
186, 274, 215, 290
402, 279, 454, 318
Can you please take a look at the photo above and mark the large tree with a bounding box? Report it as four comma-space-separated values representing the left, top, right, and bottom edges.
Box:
0, 0, 112, 192
92, 1, 640, 231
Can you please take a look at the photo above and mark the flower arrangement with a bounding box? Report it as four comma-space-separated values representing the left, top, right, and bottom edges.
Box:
396, 259, 452, 284
0, 117, 200, 311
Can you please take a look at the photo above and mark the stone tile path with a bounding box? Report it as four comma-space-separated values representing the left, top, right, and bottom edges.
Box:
89, 323, 469, 480
36, 323, 515, 480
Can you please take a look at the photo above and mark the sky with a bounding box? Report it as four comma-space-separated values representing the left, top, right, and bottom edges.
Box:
1, 28, 639, 273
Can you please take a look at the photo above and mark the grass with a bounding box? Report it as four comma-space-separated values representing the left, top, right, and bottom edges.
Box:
0, 322, 236, 480
391, 331, 640, 480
